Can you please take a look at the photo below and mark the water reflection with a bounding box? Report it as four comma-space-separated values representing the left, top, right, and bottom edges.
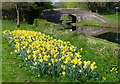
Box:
115, 33, 120, 41
95, 32, 120, 44
63, 24, 120, 44
64, 24, 78, 31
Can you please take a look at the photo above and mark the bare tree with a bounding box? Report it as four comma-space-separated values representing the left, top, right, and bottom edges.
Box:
15, 4, 20, 28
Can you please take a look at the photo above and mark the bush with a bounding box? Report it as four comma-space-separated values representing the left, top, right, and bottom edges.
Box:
33, 19, 51, 27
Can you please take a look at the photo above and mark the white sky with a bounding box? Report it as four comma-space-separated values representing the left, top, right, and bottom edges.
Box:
52, 0, 60, 5
52, 0, 60, 2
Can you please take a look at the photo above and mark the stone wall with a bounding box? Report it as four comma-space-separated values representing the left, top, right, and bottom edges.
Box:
76, 13, 109, 23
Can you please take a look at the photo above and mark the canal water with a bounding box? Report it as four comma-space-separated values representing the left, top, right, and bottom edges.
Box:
94, 32, 120, 44
63, 25, 120, 44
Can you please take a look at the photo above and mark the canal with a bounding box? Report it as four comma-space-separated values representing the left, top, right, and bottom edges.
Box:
62, 24, 120, 44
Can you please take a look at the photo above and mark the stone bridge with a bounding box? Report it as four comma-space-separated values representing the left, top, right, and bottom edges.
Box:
42, 8, 109, 23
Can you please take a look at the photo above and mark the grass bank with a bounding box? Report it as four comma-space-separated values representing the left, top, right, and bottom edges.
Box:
101, 12, 119, 22
72, 21, 104, 28
2, 20, 119, 82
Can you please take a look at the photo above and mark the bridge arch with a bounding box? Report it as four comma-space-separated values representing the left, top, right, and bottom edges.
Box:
68, 14, 77, 23
60, 14, 77, 23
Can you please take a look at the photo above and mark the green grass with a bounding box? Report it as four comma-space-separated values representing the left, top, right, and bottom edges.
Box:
77, 21, 103, 25
2, 20, 119, 82
60, 15, 72, 21
73, 21, 104, 28
60, 15, 72, 23
101, 13, 119, 22
2, 20, 35, 31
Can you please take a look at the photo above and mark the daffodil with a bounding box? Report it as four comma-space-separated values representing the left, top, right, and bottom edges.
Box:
48, 63, 51, 66
38, 74, 40, 77
62, 72, 66, 75
80, 48, 83, 51
83, 65, 87, 69
10, 52, 13, 54
33, 62, 37, 66
72, 65, 76, 68
28, 55, 31, 59
102, 77, 106, 80
79, 70, 82, 72
27, 50, 31, 53
24, 58, 28, 60
14, 50, 17, 52
38, 59, 43, 62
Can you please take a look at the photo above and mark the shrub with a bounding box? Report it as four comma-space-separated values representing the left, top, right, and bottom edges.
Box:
33, 19, 51, 27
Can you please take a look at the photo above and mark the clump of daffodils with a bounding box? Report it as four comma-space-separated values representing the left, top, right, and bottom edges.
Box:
3, 30, 98, 81
110, 67, 118, 73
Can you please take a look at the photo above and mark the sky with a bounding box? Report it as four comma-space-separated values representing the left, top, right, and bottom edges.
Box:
53, 0, 59, 2
52, 0, 60, 2
52, 0, 60, 5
